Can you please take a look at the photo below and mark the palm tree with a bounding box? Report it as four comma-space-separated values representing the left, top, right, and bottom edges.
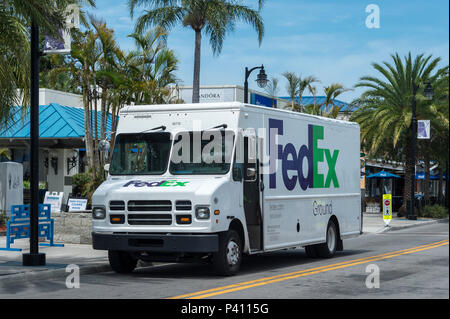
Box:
308, 84, 318, 114
264, 77, 279, 107
298, 75, 319, 112
321, 83, 352, 118
128, 0, 265, 103
350, 52, 448, 215
0, 148, 11, 160
128, 26, 179, 104
282, 72, 300, 111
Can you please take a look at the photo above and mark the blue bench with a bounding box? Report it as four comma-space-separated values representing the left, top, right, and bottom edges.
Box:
0, 204, 64, 251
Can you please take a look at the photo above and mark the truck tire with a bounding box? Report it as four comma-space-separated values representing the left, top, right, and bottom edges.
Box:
316, 220, 338, 258
212, 230, 242, 276
305, 245, 318, 258
108, 250, 137, 273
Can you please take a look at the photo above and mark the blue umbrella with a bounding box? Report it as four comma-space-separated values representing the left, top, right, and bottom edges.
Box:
366, 170, 401, 179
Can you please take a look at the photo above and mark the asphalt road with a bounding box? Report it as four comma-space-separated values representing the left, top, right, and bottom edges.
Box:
1, 222, 448, 299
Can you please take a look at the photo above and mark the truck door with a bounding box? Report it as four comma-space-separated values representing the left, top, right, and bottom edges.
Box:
243, 135, 263, 251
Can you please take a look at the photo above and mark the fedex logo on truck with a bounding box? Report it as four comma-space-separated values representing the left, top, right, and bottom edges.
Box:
268, 118, 339, 191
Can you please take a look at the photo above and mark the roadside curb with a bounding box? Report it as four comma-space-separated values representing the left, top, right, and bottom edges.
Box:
376, 218, 449, 234
0, 262, 111, 285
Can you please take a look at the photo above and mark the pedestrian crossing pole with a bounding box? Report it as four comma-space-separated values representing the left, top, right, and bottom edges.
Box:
383, 194, 392, 227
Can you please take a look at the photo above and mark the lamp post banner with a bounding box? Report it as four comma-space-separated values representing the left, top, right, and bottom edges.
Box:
417, 120, 431, 139
43, 4, 79, 55
44, 29, 71, 55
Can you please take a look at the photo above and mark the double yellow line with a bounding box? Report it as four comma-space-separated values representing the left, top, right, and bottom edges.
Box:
168, 239, 449, 299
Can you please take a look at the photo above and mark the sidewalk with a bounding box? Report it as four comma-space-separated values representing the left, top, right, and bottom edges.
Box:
0, 238, 109, 284
1, 214, 448, 284
362, 212, 448, 234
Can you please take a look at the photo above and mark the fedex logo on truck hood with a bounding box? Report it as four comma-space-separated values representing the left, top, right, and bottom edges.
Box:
269, 118, 339, 191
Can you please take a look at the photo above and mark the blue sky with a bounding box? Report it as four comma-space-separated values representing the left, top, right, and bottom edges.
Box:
86, 0, 449, 102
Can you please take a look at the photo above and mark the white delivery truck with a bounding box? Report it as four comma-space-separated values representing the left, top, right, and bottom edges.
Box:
92, 102, 362, 275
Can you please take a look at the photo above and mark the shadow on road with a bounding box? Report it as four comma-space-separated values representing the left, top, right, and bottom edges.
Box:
130, 248, 370, 279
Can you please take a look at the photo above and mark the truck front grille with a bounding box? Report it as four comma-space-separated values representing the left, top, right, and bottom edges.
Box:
127, 200, 172, 212
175, 200, 192, 211
109, 201, 125, 211
127, 214, 172, 225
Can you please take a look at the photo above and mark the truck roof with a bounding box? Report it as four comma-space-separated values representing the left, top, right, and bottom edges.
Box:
120, 102, 359, 128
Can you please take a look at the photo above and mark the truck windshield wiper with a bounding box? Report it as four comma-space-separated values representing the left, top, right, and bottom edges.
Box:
139, 125, 167, 133
205, 124, 228, 131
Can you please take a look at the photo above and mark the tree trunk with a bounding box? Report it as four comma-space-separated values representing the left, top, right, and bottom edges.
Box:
424, 147, 430, 205
192, 29, 202, 103
400, 142, 414, 217
100, 86, 107, 140
83, 84, 95, 179
438, 166, 443, 205
88, 88, 96, 180
108, 105, 118, 163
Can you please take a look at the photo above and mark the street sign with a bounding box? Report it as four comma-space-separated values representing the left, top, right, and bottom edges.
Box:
43, 191, 64, 213
383, 194, 392, 226
67, 197, 88, 212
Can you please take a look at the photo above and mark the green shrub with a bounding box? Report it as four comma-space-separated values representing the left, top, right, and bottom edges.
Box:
0, 213, 8, 227
420, 205, 448, 219
72, 172, 105, 206
72, 172, 91, 196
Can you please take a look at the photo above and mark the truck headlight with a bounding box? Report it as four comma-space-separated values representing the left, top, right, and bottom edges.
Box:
195, 206, 210, 220
93, 206, 106, 219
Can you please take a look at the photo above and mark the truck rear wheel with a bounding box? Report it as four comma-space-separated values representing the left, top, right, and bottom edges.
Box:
212, 230, 242, 276
316, 220, 338, 258
108, 250, 137, 273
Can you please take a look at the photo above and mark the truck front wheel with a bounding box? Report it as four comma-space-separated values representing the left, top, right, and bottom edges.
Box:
212, 230, 242, 276
108, 250, 137, 273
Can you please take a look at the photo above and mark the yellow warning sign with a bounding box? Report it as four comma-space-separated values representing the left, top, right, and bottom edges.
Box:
383, 194, 392, 225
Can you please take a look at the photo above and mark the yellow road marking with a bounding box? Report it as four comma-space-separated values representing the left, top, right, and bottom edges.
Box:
168, 239, 449, 299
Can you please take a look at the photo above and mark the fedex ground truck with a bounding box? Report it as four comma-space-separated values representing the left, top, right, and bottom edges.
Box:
91, 102, 361, 275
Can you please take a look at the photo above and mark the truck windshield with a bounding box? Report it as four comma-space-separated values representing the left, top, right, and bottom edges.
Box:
169, 131, 234, 175
109, 132, 171, 175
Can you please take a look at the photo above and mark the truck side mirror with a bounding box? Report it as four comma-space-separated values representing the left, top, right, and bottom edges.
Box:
232, 167, 242, 182
104, 164, 110, 172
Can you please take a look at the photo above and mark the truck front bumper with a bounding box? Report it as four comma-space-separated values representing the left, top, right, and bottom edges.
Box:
92, 232, 219, 253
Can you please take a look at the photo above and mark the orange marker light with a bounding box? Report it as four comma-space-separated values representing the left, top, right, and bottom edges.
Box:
180, 217, 190, 222
214, 210, 220, 215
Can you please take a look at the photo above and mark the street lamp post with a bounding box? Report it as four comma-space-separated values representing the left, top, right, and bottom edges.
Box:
408, 82, 434, 220
244, 65, 268, 103
22, 21, 46, 266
